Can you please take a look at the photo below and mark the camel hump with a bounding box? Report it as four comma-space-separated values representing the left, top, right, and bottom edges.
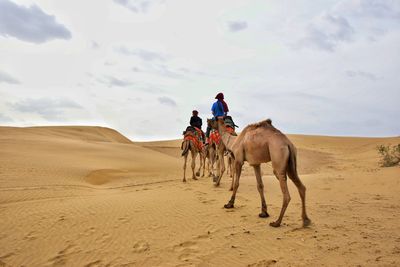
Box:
253, 119, 272, 128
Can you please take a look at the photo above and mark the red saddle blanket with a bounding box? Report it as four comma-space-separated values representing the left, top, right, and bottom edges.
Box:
208, 126, 235, 145
184, 131, 204, 151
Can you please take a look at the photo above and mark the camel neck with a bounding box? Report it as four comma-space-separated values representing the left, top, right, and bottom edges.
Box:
218, 125, 236, 151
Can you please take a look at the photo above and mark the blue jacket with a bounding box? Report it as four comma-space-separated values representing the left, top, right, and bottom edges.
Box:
211, 100, 225, 117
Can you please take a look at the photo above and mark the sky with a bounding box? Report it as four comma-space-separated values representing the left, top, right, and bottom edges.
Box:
0, 0, 399, 140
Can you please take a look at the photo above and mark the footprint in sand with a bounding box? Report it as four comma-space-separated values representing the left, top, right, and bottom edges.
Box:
117, 217, 130, 223
23, 231, 37, 241
132, 241, 150, 253
84, 260, 103, 267
84, 227, 96, 236
0, 252, 15, 264
173, 241, 198, 253
47, 244, 76, 266
197, 196, 216, 204
248, 259, 277, 267
173, 241, 200, 262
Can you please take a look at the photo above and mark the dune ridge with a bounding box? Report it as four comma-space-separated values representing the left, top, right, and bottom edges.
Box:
0, 126, 399, 266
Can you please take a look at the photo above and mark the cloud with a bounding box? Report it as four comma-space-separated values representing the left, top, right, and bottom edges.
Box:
11, 98, 82, 121
0, 70, 20, 84
115, 46, 167, 62
299, 13, 354, 51
345, 70, 380, 81
333, 0, 400, 20
296, 0, 400, 51
90, 41, 99, 49
0, 0, 71, 44
158, 96, 176, 107
0, 112, 13, 123
113, 0, 164, 13
97, 76, 133, 87
131, 64, 184, 79
227, 21, 248, 32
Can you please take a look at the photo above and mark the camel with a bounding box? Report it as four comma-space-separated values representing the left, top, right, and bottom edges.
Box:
210, 118, 310, 227
205, 143, 217, 177
207, 119, 236, 189
181, 131, 205, 182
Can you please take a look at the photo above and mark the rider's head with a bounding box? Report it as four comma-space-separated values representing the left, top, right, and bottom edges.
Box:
192, 110, 198, 116
215, 92, 224, 100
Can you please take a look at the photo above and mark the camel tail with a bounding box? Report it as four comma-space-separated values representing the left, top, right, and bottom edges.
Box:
181, 140, 191, 156
287, 144, 298, 177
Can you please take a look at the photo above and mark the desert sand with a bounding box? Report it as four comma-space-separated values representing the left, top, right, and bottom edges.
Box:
0, 126, 399, 266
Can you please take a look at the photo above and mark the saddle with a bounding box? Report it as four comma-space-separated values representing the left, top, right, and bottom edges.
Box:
183, 126, 204, 151
224, 116, 238, 129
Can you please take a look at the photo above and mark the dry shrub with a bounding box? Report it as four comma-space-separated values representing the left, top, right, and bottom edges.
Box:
377, 144, 400, 167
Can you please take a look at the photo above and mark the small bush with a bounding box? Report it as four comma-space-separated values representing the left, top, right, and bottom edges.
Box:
377, 144, 400, 167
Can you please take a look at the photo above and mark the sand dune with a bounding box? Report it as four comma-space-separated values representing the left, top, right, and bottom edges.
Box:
0, 126, 399, 266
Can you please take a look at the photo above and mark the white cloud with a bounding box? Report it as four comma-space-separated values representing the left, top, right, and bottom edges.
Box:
0, 0, 71, 44
345, 70, 380, 81
227, 21, 248, 32
11, 98, 82, 121
113, 0, 165, 13
298, 13, 354, 51
0, 112, 13, 122
0, 70, 20, 84
158, 96, 177, 107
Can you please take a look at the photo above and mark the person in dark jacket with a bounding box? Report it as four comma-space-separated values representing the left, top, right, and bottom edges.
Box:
190, 110, 205, 142
190, 110, 202, 129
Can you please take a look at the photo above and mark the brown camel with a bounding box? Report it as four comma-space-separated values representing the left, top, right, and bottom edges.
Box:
207, 119, 235, 189
210, 118, 310, 227
181, 132, 205, 182
205, 143, 217, 177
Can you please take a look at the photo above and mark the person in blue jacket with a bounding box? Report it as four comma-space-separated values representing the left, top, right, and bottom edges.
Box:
206, 92, 229, 139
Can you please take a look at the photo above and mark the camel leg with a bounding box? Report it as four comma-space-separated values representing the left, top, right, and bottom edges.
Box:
183, 153, 188, 183
215, 147, 226, 186
207, 154, 212, 177
270, 172, 290, 227
224, 161, 243, 209
213, 152, 220, 182
253, 164, 269, 218
191, 150, 198, 180
210, 148, 216, 177
195, 152, 202, 177
287, 169, 311, 227
229, 172, 234, 191
200, 152, 206, 177
227, 156, 230, 176
209, 159, 212, 177
228, 156, 234, 178
229, 156, 235, 191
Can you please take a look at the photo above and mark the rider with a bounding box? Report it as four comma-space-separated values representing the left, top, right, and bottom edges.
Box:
190, 110, 205, 143
206, 92, 229, 139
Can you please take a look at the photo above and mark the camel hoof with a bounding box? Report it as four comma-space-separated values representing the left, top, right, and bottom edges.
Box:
224, 203, 234, 209
212, 175, 218, 183
269, 221, 281, 227
195, 171, 200, 177
182, 179, 186, 183
192, 177, 198, 180
259, 211, 270, 218
303, 218, 311, 227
